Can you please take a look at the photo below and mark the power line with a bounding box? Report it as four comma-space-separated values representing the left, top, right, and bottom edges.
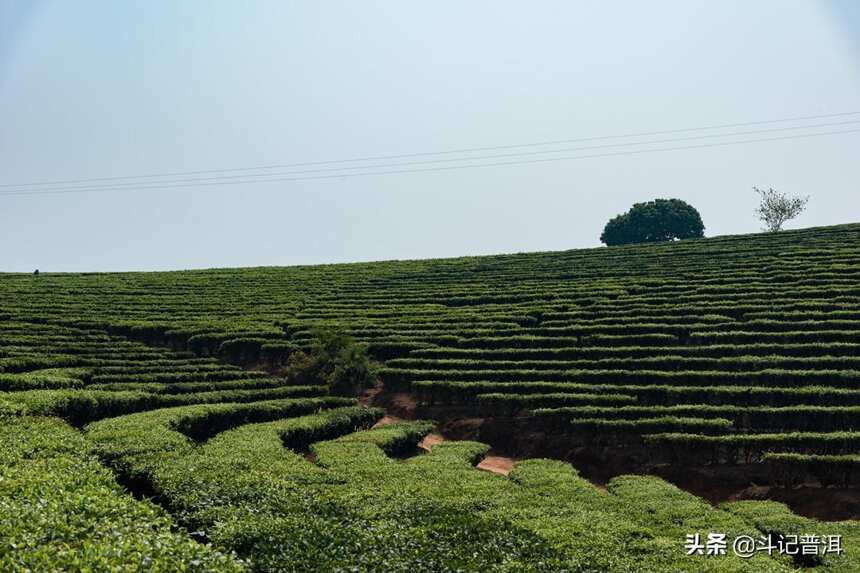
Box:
2, 127, 857, 198
4, 118, 857, 194
2, 110, 859, 189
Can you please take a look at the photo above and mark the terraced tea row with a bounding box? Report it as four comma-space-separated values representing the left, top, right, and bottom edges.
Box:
0, 321, 327, 425
5, 319, 847, 570
2, 223, 860, 569
77, 399, 860, 571
2, 226, 860, 483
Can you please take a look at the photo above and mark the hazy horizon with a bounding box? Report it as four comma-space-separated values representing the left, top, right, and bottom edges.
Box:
2, 1, 860, 272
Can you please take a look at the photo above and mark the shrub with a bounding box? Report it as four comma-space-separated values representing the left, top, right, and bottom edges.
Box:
600, 198, 705, 246
282, 330, 377, 396
753, 186, 809, 232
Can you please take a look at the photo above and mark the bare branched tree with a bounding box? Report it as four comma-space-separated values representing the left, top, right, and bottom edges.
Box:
753, 187, 809, 232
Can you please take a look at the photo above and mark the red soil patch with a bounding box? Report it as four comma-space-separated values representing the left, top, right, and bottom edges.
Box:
369, 390, 419, 419
373, 415, 407, 428
728, 485, 860, 522
477, 455, 515, 476
359, 385, 384, 408
417, 430, 516, 476
419, 433, 446, 452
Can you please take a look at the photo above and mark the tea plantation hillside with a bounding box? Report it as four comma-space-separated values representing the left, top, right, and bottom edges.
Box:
1, 223, 860, 571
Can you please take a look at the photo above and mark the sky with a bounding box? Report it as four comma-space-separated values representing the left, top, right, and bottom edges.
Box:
1, 0, 859, 272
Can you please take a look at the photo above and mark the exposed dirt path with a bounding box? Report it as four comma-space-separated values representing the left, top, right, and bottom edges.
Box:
371, 413, 516, 476
372, 414, 406, 428
476, 455, 515, 476
418, 433, 446, 452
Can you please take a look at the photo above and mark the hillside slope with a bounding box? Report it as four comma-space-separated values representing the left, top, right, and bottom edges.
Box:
1, 223, 860, 571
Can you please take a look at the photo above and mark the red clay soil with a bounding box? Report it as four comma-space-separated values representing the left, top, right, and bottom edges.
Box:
476, 455, 515, 476
370, 411, 516, 475
365, 389, 419, 419
422, 432, 515, 476
418, 433, 446, 452
359, 385, 385, 408
706, 483, 860, 522
364, 385, 859, 518
372, 415, 407, 428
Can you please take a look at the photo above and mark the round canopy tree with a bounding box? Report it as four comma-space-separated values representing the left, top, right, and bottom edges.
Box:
600, 198, 705, 246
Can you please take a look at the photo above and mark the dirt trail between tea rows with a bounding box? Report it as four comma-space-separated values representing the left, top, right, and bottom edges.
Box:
372, 414, 516, 476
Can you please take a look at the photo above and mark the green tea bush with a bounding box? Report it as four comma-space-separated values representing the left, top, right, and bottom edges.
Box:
283, 329, 377, 396
0, 416, 244, 572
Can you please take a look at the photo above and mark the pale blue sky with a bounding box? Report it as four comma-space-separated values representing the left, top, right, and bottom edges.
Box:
1, 0, 859, 271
